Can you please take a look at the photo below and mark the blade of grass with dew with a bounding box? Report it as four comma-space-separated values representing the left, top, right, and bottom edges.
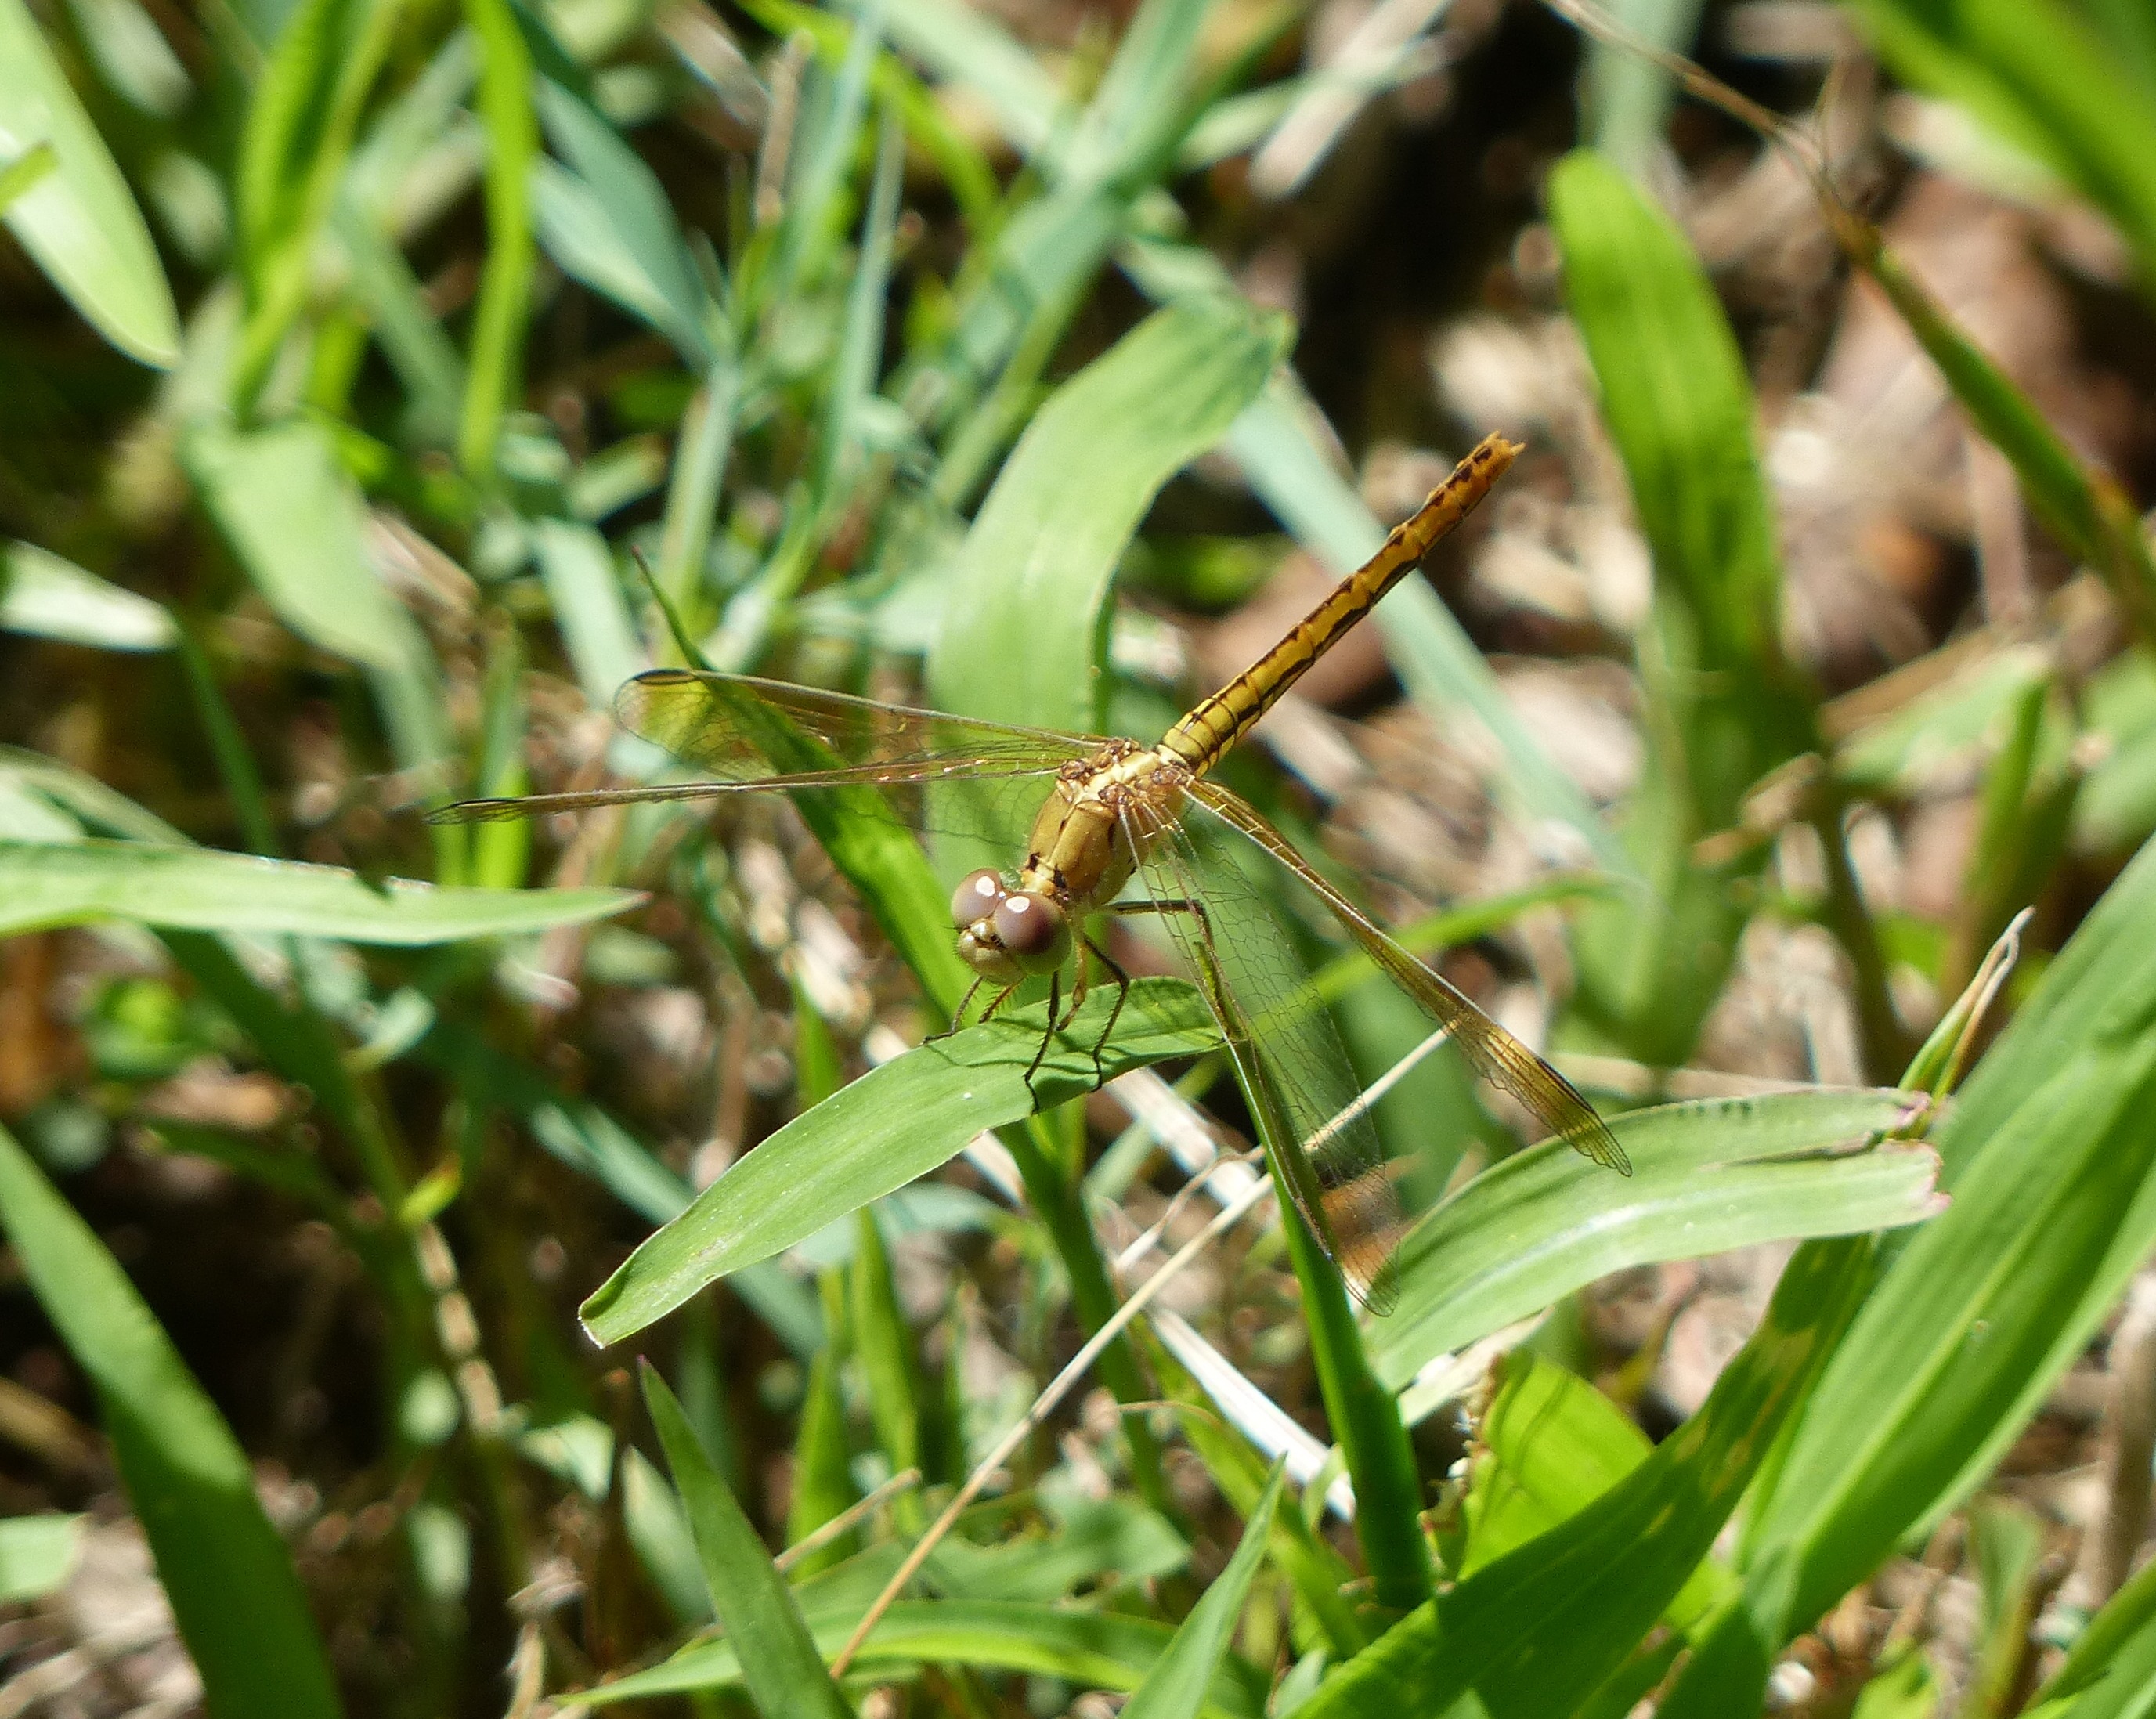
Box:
642, 1365, 854, 1719
580, 978, 1218, 1342
529, 75, 714, 365
565, 1600, 1273, 1717
1680, 836, 2156, 1689
1444, 1351, 1734, 1634
1296, 1234, 1873, 1719
459, 0, 535, 482
0, 840, 640, 942
0, 0, 178, 365
0, 542, 175, 651
1121, 1459, 1287, 1719
1367, 1089, 1939, 1389
929, 296, 1288, 737
0, 1121, 341, 1719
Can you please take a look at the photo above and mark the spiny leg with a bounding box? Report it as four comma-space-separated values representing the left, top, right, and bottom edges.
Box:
1023, 969, 1061, 1086
1107, 894, 1221, 1042
1075, 932, 1130, 1089
926, 976, 990, 1045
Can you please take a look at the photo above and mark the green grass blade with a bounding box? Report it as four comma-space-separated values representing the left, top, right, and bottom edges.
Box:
1295, 1237, 1870, 1719
0, 1121, 341, 1718
1836, 221, 2156, 646
655, 359, 740, 632
2030, 1551, 2156, 1712
531, 519, 649, 707
849, 1208, 923, 1481
1848, 0, 2156, 289
459, 0, 536, 482
564, 1600, 1272, 1717
641, 1363, 854, 1719
0, 1514, 81, 1603
1121, 1459, 1287, 1719
580, 979, 1218, 1343
0, 541, 175, 651
1447, 1352, 1733, 1634
0, 839, 640, 941
1714, 836, 2156, 1666
810, 99, 903, 515
0, 0, 179, 366
529, 75, 713, 364
1367, 1090, 1940, 1389
1548, 146, 1823, 1062
928, 297, 1289, 736
184, 418, 410, 670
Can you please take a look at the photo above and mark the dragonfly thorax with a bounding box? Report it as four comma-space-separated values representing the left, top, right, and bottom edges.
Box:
951, 743, 1188, 989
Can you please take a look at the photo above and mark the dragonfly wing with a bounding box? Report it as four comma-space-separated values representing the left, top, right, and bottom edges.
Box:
1121, 794, 1406, 1315
1188, 779, 1631, 1175
434, 670, 1092, 840
618, 670, 1100, 778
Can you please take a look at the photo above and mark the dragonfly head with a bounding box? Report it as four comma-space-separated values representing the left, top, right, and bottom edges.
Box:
952, 868, 1070, 984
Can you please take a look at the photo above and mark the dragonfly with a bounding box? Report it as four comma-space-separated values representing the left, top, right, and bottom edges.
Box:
436, 432, 1627, 1311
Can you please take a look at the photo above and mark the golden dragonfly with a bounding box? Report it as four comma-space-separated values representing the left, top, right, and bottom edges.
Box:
437, 432, 1627, 1311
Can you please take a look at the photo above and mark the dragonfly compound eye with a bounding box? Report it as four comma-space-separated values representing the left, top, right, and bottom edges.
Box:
951, 868, 1006, 928
993, 893, 1068, 973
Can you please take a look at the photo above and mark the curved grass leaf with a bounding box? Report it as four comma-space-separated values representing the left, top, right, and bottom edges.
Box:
580, 978, 1219, 1343
1298, 1237, 1869, 1719
1, 542, 175, 651
1367, 1089, 1940, 1390
1122, 1459, 1286, 1719
641, 1364, 853, 1719
0, 1122, 340, 1719
0, 839, 640, 942
1847, 0, 2156, 289
1548, 145, 1816, 1064
0, 0, 179, 366
185, 419, 411, 672
568, 1599, 1272, 1718
1659, 836, 2156, 1707
0, 1513, 81, 1603
1446, 1351, 1734, 1635
530, 77, 713, 365
928, 296, 1289, 737
2027, 1551, 2156, 1717
460, 0, 536, 481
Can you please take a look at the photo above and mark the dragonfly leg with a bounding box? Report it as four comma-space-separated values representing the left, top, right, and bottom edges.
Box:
1024, 970, 1061, 1085
926, 976, 991, 1044
1076, 932, 1130, 1088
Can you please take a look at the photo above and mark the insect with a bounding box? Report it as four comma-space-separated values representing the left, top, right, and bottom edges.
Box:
436, 432, 1627, 1310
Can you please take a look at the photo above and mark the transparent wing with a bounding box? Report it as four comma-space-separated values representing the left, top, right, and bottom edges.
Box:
432, 669, 1095, 830
1120, 794, 1407, 1315
1188, 778, 1631, 1175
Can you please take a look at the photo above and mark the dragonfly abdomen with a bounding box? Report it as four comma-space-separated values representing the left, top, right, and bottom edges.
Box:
1160, 432, 1521, 773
